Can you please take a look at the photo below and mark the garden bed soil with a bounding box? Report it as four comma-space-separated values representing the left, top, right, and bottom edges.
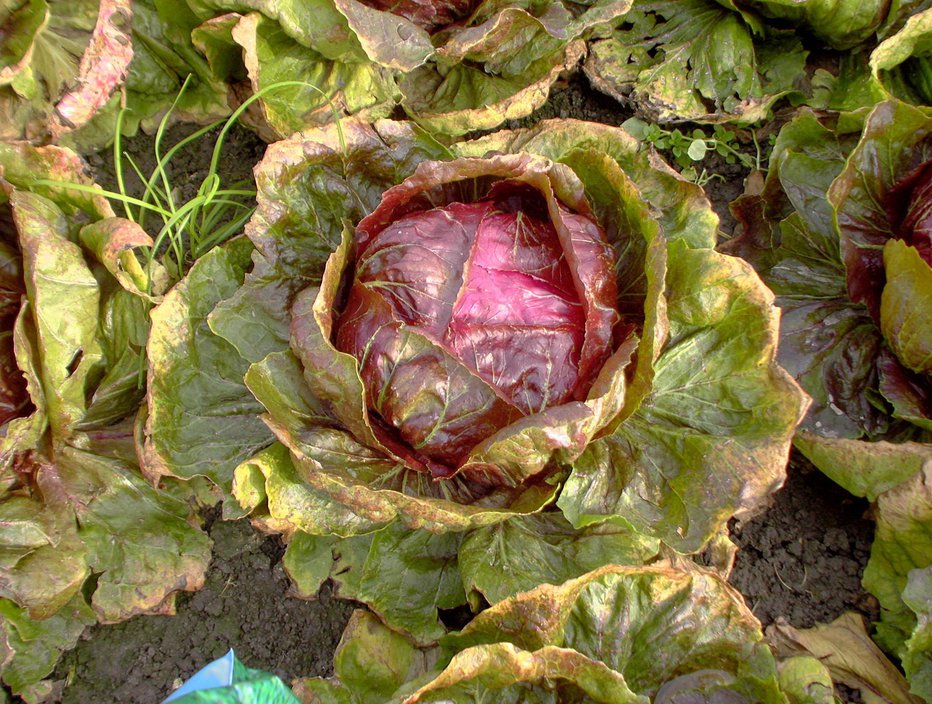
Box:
46, 76, 879, 703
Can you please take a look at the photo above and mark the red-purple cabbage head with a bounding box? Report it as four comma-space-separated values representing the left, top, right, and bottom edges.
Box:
330, 160, 620, 479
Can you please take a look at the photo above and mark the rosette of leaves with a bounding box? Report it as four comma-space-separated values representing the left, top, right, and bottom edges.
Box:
726, 100, 931, 456
723, 101, 932, 697
583, 0, 808, 124
145, 116, 806, 643
176, 0, 630, 139
0, 142, 211, 702
293, 564, 834, 703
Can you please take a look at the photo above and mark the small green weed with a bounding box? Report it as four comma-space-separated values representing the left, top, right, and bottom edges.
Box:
622, 118, 764, 185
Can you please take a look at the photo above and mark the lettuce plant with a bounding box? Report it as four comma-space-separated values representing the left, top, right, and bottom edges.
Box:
583, 0, 808, 124
0, 141, 210, 701
180, 0, 629, 139
726, 101, 931, 452
723, 100, 931, 698
145, 117, 806, 641
294, 564, 833, 703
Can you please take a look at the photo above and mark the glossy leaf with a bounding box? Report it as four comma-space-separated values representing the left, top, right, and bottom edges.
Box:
145, 238, 272, 494
445, 565, 785, 700
459, 513, 659, 605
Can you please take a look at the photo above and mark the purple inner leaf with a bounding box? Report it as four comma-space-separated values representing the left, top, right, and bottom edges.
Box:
334, 177, 616, 471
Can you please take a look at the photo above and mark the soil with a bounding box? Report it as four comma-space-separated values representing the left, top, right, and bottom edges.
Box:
36, 75, 880, 703
52, 521, 353, 704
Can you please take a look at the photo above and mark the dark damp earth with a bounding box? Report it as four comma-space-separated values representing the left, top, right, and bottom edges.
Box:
39, 76, 877, 704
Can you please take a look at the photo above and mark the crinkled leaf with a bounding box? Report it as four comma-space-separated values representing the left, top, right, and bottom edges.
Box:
13, 189, 103, 441
0, 493, 88, 619
459, 513, 659, 605
560, 242, 806, 552
794, 433, 932, 501
49, 0, 133, 140
777, 656, 836, 704
862, 461, 932, 660
0, 141, 110, 218
0, 0, 114, 144
871, 8, 932, 105
0, 595, 94, 703
76, 288, 148, 431
829, 100, 932, 325
584, 0, 806, 124
36, 446, 211, 623
228, 12, 400, 139
332, 0, 433, 71
445, 564, 784, 700
78, 216, 164, 299
119, 0, 230, 134
145, 238, 272, 493
400, 42, 584, 137
187, 0, 365, 61
750, 0, 887, 49
330, 521, 466, 645
881, 239, 932, 374
404, 644, 645, 703
724, 110, 889, 440
454, 119, 719, 250
902, 567, 932, 700
233, 440, 378, 536
768, 612, 922, 704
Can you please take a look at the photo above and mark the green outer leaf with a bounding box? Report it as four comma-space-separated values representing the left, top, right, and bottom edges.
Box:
230, 12, 400, 140
444, 564, 784, 699
881, 239, 932, 374
0, 595, 94, 701
403, 644, 646, 703
120, 0, 231, 136
0, 141, 111, 218
336, 609, 434, 701
862, 462, 932, 659
459, 513, 659, 605
281, 532, 338, 598
13, 189, 102, 442
37, 446, 211, 623
145, 237, 272, 493
329, 522, 466, 645
871, 9, 932, 104
794, 433, 932, 501
584, 0, 806, 124
750, 0, 887, 50
78, 217, 162, 300
293, 608, 436, 703
902, 567, 932, 700
401, 42, 584, 137
777, 656, 835, 704
0, 492, 88, 619
233, 441, 378, 536
186, 0, 365, 61
332, 0, 433, 71
560, 242, 806, 552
